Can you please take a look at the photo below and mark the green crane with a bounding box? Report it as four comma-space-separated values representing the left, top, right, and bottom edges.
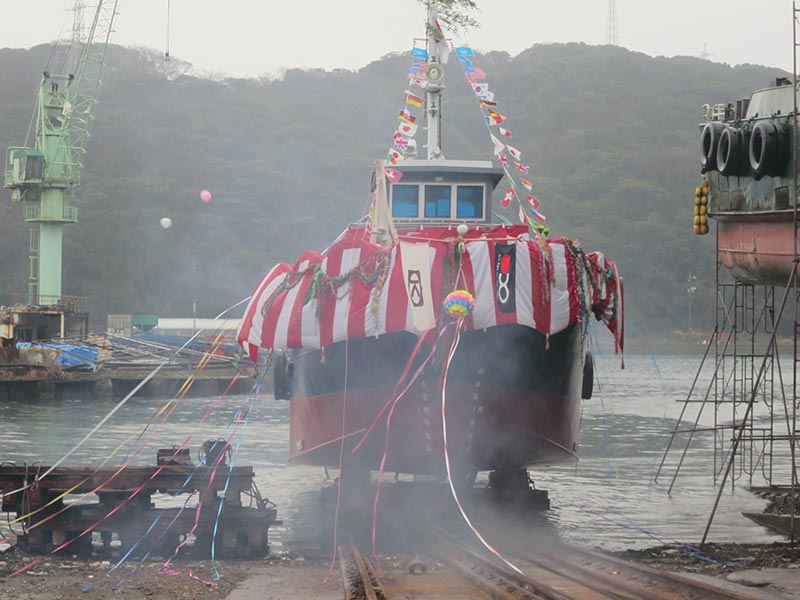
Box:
3, 0, 120, 305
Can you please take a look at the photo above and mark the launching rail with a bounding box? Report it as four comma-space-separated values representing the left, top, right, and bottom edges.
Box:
339, 538, 389, 600
432, 524, 759, 600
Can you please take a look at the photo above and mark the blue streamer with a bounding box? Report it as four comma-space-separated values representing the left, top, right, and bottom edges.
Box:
103, 372, 266, 591
210, 394, 256, 581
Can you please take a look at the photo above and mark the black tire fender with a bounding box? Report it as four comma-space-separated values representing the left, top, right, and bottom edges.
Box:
749, 119, 790, 180
717, 126, 750, 177
700, 121, 725, 173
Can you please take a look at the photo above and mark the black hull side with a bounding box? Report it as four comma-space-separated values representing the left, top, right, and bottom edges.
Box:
287, 323, 586, 473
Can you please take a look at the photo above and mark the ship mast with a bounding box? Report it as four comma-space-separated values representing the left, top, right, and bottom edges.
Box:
425, 4, 445, 160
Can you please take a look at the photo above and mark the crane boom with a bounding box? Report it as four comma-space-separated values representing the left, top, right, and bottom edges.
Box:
3, 0, 120, 305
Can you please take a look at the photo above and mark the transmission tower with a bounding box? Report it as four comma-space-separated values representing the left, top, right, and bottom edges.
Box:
606, 0, 619, 46
72, 0, 87, 44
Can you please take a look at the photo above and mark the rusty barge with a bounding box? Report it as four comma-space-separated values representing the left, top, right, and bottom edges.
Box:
0, 446, 278, 558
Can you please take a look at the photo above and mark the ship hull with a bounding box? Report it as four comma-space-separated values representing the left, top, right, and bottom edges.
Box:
287, 323, 586, 475
716, 212, 799, 286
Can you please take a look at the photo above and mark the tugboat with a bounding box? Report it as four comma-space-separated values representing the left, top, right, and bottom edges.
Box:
699, 79, 797, 285
237, 10, 623, 492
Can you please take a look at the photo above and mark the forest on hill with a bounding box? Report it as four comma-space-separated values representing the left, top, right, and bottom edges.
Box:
0, 42, 788, 334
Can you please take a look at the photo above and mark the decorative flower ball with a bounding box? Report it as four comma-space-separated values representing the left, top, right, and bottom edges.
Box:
443, 290, 475, 319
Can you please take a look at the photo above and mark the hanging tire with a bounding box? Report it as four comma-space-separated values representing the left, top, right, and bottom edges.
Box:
700, 122, 725, 172
749, 119, 790, 180
581, 351, 594, 400
716, 126, 750, 177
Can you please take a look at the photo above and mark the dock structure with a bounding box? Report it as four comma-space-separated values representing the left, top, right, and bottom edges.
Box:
656, 7, 800, 546
0, 298, 254, 400
0, 449, 278, 558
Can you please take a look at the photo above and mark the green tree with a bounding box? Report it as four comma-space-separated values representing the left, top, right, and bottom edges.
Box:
417, 0, 479, 33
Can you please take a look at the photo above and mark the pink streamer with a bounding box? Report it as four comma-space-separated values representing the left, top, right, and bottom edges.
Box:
370, 324, 452, 564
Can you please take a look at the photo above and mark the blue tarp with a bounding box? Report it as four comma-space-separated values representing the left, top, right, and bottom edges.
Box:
16, 342, 99, 368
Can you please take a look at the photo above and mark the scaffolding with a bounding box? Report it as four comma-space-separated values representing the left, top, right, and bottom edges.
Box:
655, 4, 800, 547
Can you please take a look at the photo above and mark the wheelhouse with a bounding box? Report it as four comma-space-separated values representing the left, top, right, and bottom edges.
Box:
388, 159, 504, 227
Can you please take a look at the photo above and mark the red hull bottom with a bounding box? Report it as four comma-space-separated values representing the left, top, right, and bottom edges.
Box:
718, 218, 799, 286
285, 324, 586, 476
289, 382, 580, 475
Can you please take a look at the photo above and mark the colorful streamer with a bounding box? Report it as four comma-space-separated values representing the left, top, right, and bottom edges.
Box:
440, 321, 525, 576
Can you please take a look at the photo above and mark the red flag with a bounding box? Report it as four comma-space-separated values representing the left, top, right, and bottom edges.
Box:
526, 195, 540, 210
498, 127, 512, 138
500, 185, 515, 208
385, 168, 403, 184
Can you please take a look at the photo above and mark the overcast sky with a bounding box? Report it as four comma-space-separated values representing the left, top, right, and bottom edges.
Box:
0, 0, 795, 77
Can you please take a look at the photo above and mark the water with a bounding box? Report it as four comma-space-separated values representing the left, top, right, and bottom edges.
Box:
535, 351, 784, 551
0, 351, 786, 556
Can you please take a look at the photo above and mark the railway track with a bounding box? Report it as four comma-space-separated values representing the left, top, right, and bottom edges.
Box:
335, 520, 759, 599
432, 523, 760, 600
339, 538, 389, 600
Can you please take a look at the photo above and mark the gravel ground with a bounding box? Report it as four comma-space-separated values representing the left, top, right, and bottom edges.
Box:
0, 548, 280, 600
618, 542, 800, 600
4, 542, 800, 599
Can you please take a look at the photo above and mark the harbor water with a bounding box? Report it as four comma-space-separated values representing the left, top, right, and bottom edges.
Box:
0, 350, 784, 554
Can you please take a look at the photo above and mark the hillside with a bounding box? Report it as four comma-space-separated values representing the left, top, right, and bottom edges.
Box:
0, 43, 788, 332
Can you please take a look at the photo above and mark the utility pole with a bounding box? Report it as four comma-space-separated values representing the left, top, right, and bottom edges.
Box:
606, 0, 619, 46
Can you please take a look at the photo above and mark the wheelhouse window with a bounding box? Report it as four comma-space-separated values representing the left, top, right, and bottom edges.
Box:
390, 181, 486, 220
456, 185, 484, 218
391, 184, 420, 218
425, 185, 451, 218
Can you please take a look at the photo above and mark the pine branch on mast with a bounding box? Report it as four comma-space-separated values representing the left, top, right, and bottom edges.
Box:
417, 0, 479, 34
417, 1, 478, 160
